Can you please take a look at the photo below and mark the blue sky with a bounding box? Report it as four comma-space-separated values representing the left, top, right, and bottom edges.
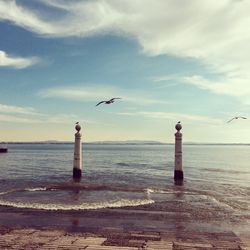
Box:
0, 0, 250, 143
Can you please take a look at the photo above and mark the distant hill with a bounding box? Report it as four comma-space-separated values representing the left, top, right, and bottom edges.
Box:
5, 140, 167, 145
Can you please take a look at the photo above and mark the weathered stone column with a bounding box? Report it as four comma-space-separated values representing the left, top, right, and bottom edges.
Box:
174, 122, 183, 181
73, 122, 82, 179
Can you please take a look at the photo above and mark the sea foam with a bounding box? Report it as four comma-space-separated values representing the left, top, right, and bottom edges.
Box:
0, 198, 155, 211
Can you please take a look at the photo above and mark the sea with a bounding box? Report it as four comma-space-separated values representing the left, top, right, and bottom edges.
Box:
0, 143, 249, 235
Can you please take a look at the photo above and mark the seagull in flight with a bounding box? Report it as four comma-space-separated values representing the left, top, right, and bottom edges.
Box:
96, 98, 121, 106
227, 116, 247, 123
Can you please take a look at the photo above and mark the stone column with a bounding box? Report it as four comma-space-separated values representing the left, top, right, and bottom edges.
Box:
73, 122, 82, 179
174, 122, 183, 181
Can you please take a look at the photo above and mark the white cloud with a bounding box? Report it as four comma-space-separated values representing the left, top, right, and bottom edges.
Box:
0, 103, 36, 114
1, 0, 250, 100
45, 113, 77, 124
0, 113, 79, 124
0, 50, 39, 68
0, 114, 38, 123
0, 103, 81, 124
0, 103, 45, 123
38, 85, 169, 105
0, 0, 55, 35
167, 74, 250, 105
115, 111, 222, 125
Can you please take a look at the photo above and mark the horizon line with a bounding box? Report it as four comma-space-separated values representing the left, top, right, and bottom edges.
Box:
2, 140, 250, 145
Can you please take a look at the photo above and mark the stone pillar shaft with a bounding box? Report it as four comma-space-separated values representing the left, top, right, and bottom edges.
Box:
174, 122, 183, 180
175, 131, 182, 171
73, 123, 82, 179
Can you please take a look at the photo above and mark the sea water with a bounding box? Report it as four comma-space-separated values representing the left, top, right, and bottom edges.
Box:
0, 143, 249, 233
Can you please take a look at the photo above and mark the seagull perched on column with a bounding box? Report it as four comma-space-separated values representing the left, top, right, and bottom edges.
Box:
96, 98, 121, 106
227, 116, 247, 123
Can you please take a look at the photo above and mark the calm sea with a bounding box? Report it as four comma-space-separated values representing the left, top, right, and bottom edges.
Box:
0, 143, 249, 234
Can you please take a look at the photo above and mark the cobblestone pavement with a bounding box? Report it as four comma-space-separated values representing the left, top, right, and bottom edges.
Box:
0, 227, 249, 249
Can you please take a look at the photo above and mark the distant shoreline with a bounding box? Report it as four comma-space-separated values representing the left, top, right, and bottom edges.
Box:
2, 141, 250, 146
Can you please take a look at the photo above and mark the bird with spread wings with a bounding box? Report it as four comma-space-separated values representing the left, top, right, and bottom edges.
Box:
96, 98, 121, 106
227, 116, 247, 123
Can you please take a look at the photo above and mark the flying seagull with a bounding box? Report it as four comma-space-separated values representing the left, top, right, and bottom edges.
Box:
96, 98, 121, 106
227, 116, 247, 123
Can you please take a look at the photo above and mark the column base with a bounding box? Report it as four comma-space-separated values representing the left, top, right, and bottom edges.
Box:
73, 168, 82, 179
174, 170, 184, 180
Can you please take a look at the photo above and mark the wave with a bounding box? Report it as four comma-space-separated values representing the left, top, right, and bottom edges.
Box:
0, 188, 29, 196
0, 185, 142, 196
201, 168, 250, 174
116, 162, 148, 168
0, 198, 154, 211
0, 185, 195, 197
0, 190, 13, 195
0, 187, 48, 196
116, 162, 130, 167
145, 188, 195, 195
24, 185, 194, 196
24, 187, 47, 192
45, 184, 144, 193
146, 188, 172, 194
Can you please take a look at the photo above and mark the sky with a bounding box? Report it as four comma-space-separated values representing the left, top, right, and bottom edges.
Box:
0, 0, 250, 143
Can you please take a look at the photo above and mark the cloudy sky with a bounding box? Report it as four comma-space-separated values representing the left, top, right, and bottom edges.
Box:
0, 0, 250, 143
